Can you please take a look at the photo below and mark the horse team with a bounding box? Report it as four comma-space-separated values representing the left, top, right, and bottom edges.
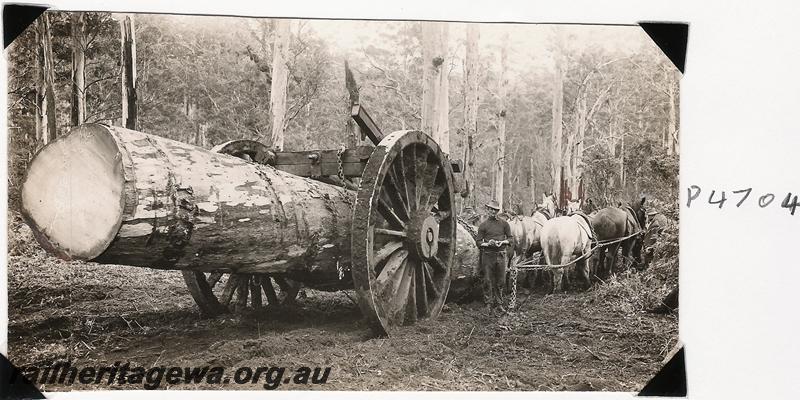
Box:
502, 194, 657, 293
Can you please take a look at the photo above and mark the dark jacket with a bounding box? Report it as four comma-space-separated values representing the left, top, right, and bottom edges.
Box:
476, 217, 512, 252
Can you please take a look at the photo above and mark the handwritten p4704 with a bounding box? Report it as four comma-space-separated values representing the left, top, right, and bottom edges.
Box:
685, 186, 798, 215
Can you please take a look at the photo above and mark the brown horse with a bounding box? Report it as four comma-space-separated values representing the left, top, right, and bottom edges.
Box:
590, 197, 648, 279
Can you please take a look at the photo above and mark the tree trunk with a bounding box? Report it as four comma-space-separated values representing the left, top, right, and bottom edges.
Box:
270, 19, 290, 150
550, 31, 564, 203
494, 34, 509, 210
421, 22, 450, 153
619, 131, 625, 190
667, 69, 679, 156
21, 124, 354, 282
120, 14, 137, 130
36, 13, 57, 146
530, 157, 536, 206
608, 112, 618, 189
464, 24, 480, 208
70, 13, 86, 127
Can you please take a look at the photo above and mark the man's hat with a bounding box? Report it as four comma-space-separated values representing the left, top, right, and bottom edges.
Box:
485, 200, 501, 210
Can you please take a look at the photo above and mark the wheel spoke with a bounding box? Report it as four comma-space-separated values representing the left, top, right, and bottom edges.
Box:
389, 260, 414, 323
429, 255, 447, 272
424, 181, 447, 213
385, 168, 410, 219
416, 260, 429, 316
422, 261, 442, 299
250, 277, 262, 308
377, 197, 406, 229
405, 264, 418, 324
206, 272, 223, 288
376, 249, 408, 293
374, 228, 406, 238
261, 277, 279, 305
402, 148, 419, 211
220, 275, 239, 306
374, 241, 404, 268
397, 149, 413, 211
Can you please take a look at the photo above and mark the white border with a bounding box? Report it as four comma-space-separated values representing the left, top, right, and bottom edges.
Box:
3, 1, 800, 399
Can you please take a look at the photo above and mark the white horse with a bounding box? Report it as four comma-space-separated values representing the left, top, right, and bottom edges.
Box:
506, 194, 556, 289
539, 201, 595, 293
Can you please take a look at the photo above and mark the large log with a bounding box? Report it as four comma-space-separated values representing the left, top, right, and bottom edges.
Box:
447, 221, 481, 302
21, 124, 354, 279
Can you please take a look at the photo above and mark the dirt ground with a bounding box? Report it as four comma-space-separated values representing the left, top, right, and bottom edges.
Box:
6, 215, 678, 392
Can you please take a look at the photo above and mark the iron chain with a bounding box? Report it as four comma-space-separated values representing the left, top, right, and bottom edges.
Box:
337, 145, 346, 183
509, 266, 518, 310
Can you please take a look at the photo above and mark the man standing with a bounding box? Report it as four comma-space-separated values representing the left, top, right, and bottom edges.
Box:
476, 200, 512, 311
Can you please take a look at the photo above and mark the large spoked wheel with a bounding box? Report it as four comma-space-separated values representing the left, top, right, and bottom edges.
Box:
182, 272, 300, 316
351, 130, 456, 336
183, 140, 300, 317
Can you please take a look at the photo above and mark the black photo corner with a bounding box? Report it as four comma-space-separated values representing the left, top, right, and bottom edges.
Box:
639, 347, 687, 397
639, 22, 689, 73
0, 353, 46, 399
3, 4, 48, 48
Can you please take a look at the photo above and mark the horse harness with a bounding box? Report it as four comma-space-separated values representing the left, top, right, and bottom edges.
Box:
532, 208, 552, 227
570, 211, 598, 246
623, 205, 645, 236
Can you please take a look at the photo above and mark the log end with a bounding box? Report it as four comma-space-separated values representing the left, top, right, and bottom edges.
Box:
21, 124, 125, 260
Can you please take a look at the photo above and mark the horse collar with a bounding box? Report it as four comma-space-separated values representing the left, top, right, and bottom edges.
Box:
538, 208, 552, 220
624, 205, 645, 230
571, 211, 597, 242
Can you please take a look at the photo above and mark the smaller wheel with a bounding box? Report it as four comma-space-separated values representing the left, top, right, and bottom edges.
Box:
182, 272, 300, 317
183, 139, 301, 317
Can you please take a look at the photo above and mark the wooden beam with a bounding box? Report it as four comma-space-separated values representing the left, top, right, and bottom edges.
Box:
351, 104, 384, 146
271, 146, 372, 178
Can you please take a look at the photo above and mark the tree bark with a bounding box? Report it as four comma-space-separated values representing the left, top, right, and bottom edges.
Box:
530, 157, 536, 206
494, 34, 509, 210
667, 69, 679, 156
21, 124, 355, 281
269, 19, 290, 150
70, 13, 87, 127
421, 22, 450, 153
36, 13, 57, 146
619, 130, 625, 190
120, 14, 137, 130
464, 24, 480, 208
550, 30, 564, 203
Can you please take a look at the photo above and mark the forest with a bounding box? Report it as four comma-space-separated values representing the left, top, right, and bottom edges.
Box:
7, 12, 680, 216
5, 13, 681, 391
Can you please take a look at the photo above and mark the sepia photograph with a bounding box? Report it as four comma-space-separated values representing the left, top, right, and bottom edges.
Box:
5, 10, 680, 392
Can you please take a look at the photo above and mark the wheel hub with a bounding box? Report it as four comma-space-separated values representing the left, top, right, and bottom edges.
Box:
406, 214, 439, 260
